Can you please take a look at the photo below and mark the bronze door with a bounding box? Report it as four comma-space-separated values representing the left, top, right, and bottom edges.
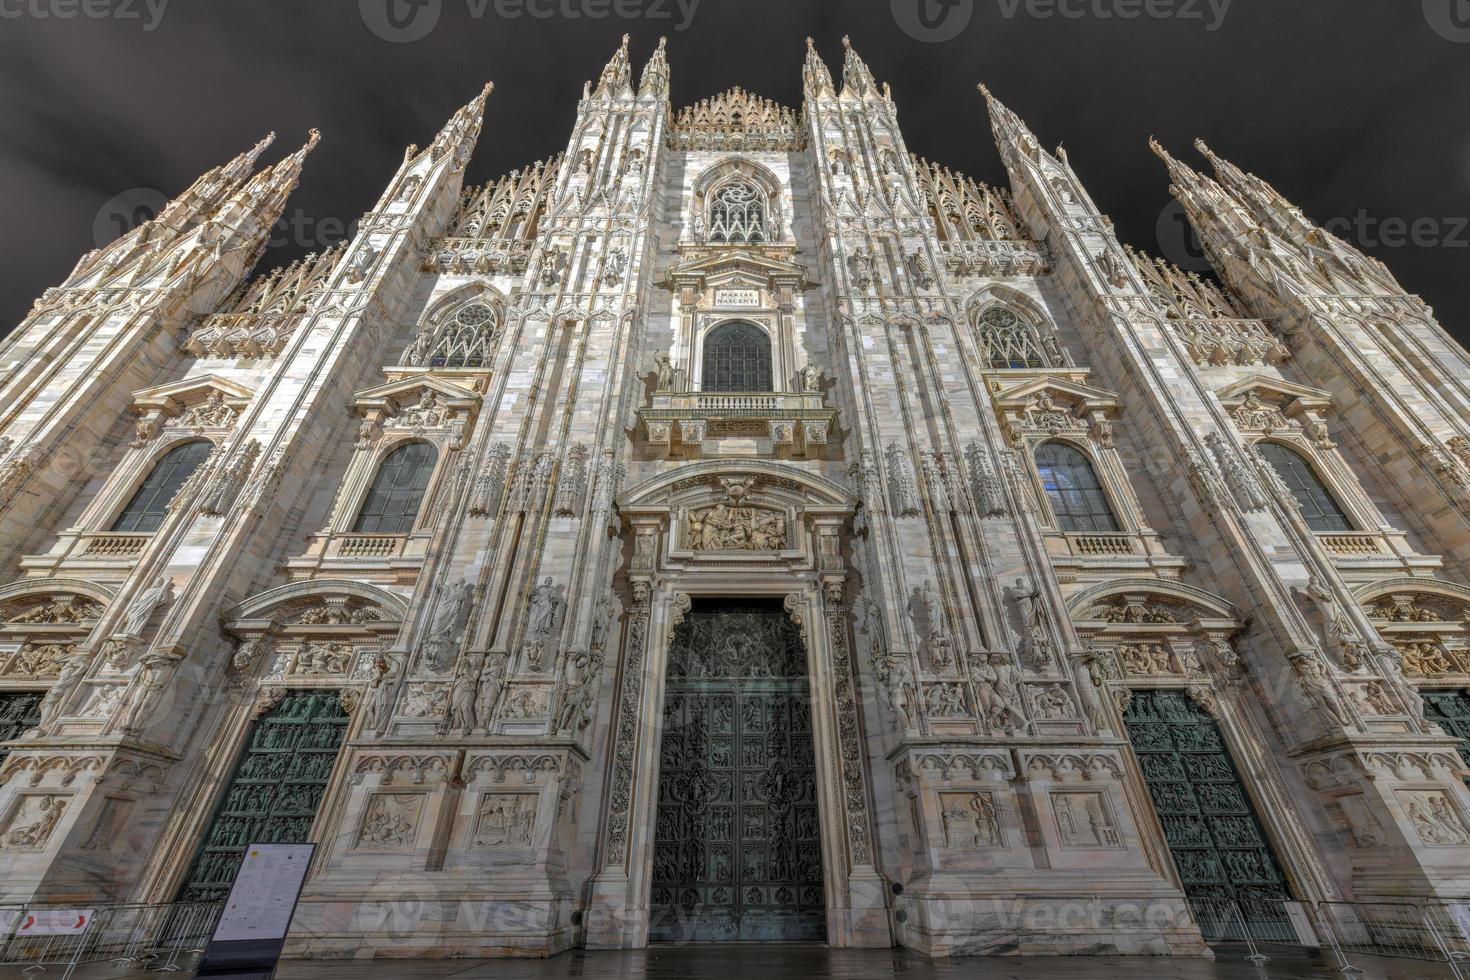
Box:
649, 601, 825, 942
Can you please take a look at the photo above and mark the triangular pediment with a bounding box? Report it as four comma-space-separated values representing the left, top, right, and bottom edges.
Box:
992, 375, 1119, 412
131, 374, 254, 415
352, 375, 481, 414
664, 248, 811, 289
1216, 374, 1331, 411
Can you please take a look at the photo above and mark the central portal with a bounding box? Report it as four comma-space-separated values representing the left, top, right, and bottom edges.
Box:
649, 600, 826, 942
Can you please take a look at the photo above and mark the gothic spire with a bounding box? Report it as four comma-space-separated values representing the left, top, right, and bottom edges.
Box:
592, 33, 634, 99
978, 84, 1048, 170
839, 36, 881, 98
424, 82, 494, 167
803, 37, 835, 99
638, 36, 669, 99
221, 131, 277, 184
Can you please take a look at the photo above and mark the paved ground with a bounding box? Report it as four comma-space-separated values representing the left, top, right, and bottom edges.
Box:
0, 944, 1458, 979
265, 945, 1454, 980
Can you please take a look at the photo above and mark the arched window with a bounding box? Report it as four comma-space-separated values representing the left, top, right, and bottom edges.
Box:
1035, 442, 1120, 533
415, 301, 499, 369
707, 181, 768, 244
701, 322, 772, 392
111, 441, 213, 533
975, 305, 1048, 369
1256, 443, 1352, 532
353, 443, 438, 534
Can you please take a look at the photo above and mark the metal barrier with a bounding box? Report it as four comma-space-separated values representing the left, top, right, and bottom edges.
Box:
0, 901, 220, 979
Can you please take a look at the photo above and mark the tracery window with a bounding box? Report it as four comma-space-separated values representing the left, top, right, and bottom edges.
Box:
111, 440, 213, 533
707, 181, 768, 244
353, 442, 438, 534
976, 305, 1047, 369
1035, 441, 1120, 533
1256, 442, 1352, 533
701, 322, 773, 392
421, 301, 500, 369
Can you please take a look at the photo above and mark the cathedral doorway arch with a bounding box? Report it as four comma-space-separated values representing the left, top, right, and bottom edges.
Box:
584, 462, 889, 950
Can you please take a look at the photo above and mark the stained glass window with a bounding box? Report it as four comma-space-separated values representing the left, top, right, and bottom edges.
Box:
1035, 441, 1120, 532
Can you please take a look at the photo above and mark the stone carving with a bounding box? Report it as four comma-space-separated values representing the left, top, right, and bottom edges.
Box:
357, 794, 420, 849
1397, 640, 1459, 676
467, 443, 511, 518
940, 791, 1001, 848
1051, 791, 1121, 848
474, 653, 508, 729
1290, 652, 1352, 727
655, 353, 675, 392
6, 596, 104, 625
554, 649, 603, 735
175, 391, 237, 430
502, 685, 550, 720
799, 363, 821, 393
885, 445, 922, 517
1232, 390, 1290, 433
34, 650, 91, 732
294, 642, 353, 676
199, 439, 261, 516
444, 653, 483, 735
474, 794, 537, 848
120, 575, 175, 638
907, 248, 936, 289
969, 651, 1027, 734
1117, 643, 1175, 675
1, 796, 67, 850
686, 503, 787, 551
1032, 683, 1079, 720
401, 683, 449, 718
554, 444, 588, 518
104, 651, 181, 737
908, 581, 952, 670
1013, 578, 1056, 671
5, 644, 72, 678
964, 442, 1007, 517
1402, 791, 1470, 845
523, 578, 565, 672
1297, 578, 1371, 673
923, 683, 967, 717
420, 582, 471, 673
1204, 431, 1268, 512
1086, 596, 1176, 624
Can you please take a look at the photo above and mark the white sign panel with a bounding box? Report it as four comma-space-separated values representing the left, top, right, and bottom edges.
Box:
714, 288, 760, 308
211, 843, 315, 943
8, 909, 94, 936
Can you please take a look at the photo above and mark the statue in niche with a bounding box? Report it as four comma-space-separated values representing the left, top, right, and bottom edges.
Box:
799, 363, 821, 393
121, 576, 174, 638
655, 353, 676, 392
687, 503, 787, 552
524, 578, 565, 671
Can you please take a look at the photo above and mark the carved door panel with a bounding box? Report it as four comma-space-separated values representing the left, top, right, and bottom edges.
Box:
178, 691, 348, 902
1123, 690, 1291, 939
649, 603, 825, 943
1422, 690, 1470, 771
0, 693, 43, 767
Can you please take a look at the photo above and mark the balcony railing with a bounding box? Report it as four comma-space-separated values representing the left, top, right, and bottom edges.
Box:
1318, 533, 1385, 557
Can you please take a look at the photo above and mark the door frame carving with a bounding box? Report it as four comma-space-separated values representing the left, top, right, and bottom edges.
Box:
585, 462, 887, 949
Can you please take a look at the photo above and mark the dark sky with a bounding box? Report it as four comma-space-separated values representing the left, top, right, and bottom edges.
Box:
3, 1, 1468, 336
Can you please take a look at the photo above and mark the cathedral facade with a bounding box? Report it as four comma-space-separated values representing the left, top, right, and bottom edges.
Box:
0, 34, 1467, 959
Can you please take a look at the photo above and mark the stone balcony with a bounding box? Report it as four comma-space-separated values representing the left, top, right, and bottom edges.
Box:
638, 391, 837, 459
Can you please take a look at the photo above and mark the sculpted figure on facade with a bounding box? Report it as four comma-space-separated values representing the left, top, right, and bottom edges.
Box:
524, 578, 565, 671
421, 582, 471, 673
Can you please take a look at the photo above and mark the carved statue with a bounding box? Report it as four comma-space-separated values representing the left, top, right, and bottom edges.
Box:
474, 654, 507, 729
446, 654, 481, 734
121, 575, 175, 638
655, 353, 676, 392
972, 652, 1026, 734
33, 651, 90, 733
1291, 653, 1351, 727
106, 651, 182, 737
1014, 578, 1055, 670
421, 582, 470, 673
359, 654, 395, 734
799, 363, 821, 393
